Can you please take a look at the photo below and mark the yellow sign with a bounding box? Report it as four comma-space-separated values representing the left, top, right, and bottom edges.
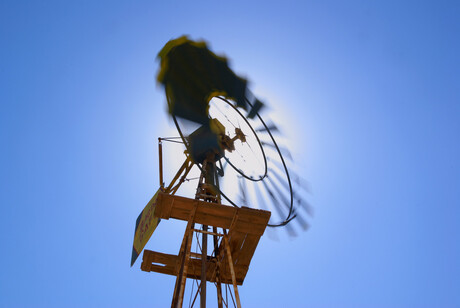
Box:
131, 189, 161, 266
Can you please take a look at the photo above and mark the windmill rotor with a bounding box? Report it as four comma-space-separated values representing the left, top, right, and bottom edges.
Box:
157, 36, 311, 231
133, 36, 313, 308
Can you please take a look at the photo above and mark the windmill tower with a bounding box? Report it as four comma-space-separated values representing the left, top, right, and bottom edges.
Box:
131, 36, 310, 307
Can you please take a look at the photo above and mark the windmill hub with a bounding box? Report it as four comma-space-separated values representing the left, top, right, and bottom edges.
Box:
188, 118, 247, 164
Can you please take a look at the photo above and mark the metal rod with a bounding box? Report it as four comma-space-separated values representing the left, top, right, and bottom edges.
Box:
200, 225, 207, 308
228, 284, 236, 308
192, 229, 223, 237
190, 284, 201, 308
166, 157, 194, 195
159, 138, 164, 189
214, 226, 223, 308
223, 234, 241, 308
166, 158, 189, 194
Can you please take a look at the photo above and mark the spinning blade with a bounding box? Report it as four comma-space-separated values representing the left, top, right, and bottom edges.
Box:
156, 36, 312, 236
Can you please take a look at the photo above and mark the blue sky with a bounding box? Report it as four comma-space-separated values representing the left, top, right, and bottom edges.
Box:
1, 0, 459, 307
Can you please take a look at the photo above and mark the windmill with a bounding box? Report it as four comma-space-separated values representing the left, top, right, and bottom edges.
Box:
131, 36, 311, 308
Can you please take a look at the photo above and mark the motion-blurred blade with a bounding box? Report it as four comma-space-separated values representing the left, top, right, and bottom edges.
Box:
238, 176, 248, 206
268, 167, 291, 194
253, 180, 268, 211
291, 210, 310, 231
268, 158, 310, 194
297, 198, 314, 217
291, 173, 311, 194
255, 123, 280, 133
261, 180, 297, 237
267, 177, 309, 231
261, 141, 292, 160
265, 226, 280, 241
247, 98, 264, 119
268, 168, 312, 216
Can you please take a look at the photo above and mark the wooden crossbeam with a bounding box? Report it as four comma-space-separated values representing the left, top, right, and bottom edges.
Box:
142, 193, 270, 286
154, 192, 269, 235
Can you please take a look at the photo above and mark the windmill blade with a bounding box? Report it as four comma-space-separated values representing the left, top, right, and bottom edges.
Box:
261, 141, 293, 160
255, 123, 280, 134
268, 167, 291, 195
255, 179, 291, 232
268, 158, 310, 194
253, 180, 268, 212
265, 226, 280, 241
268, 167, 313, 217
290, 172, 311, 194
266, 177, 309, 231
253, 180, 280, 242
291, 209, 310, 231
238, 176, 248, 206
295, 196, 314, 217
270, 167, 310, 215
261, 180, 297, 237
246, 97, 264, 119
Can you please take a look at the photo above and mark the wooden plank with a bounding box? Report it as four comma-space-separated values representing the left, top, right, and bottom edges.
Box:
185, 258, 216, 281
155, 193, 234, 224
149, 266, 173, 275
155, 193, 270, 227
218, 230, 244, 282
234, 234, 260, 266
151, 251, 178, 265
227, 231, 247, 266
140, 250, 153, 272
194, 201, 236, 217
154, 193, 271, 235
177, 225, 194, 307
232, 221, 266, 235
141, 250, 177, 274
142, 250, 248, 285
152, 193, 168, 218
193, 211, 234, 229
238, 207, 271, 225
144, 193, 271, 286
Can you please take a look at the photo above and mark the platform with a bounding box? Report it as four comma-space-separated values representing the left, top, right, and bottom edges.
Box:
141, 192, 271, 285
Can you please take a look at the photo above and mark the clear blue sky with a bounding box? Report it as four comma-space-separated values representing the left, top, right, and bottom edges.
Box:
1, 1, 459, 307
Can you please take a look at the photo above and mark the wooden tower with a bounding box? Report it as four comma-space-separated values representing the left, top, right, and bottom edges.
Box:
138, 139, 270, 308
